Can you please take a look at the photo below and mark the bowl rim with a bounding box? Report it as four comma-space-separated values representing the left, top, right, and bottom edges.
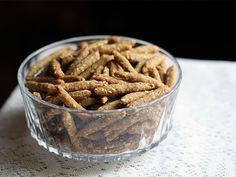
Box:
17, 35, 182, 113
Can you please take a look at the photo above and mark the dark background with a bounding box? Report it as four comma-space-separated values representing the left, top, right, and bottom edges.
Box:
0, 1, 236, 106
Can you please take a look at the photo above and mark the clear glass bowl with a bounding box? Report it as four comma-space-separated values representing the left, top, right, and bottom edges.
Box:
17, 35, 182, 162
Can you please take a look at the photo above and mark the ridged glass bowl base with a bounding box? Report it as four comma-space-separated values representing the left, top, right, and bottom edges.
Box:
30, 127, 171, 162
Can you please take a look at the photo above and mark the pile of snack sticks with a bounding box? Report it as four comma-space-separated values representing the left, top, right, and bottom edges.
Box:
26, 36, 176, 110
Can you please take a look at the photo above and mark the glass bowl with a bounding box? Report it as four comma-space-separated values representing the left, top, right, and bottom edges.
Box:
17, 35, 182, 162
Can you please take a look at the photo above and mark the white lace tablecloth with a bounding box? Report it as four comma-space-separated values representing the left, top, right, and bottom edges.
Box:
1, 59, 236, 177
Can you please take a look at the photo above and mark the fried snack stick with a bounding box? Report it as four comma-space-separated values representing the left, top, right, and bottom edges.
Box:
99, 40, 135, 54
70, 51, 100, 76
92, 65, 104, 77
26, 47, 69, 78
89, 103, 104, 110
43, 109, 61, 122
26, 81, 57, 93
61, 80, 107, 92
156, 65, 166, 82
26, 76, 64, 84
78, 97, 98, 107
85, 130, 104, 141
32, 92, 42, 99
107, 36, 121, 43
103, 113, 147, 142
76, 111, 126, 138
108, 62, 118, 76
45, 91, 91, 106
62, 75, 85, 82
50, 59, 65, 78
113, 51, 137, 73
103, 134, 139, 153
87, 39, 107, 44
86, 134, 140, 154
109, 61, 124, 76
87, 39, 108, 51
61, 111, 85, 151
94, 82, 156, 96
150, 106, 163, 125
157, 61, 167, 82
93, 74, 126, 84
79, 55, 114, 79
46, 120, 64, 134
100, 96, 108, 104
128, 126, 155, 144
58, 47, 75, 66
142, 54, 165, 74
126, 119, 156, 135
165, 66, 177, 88
127, 123, 156, 143
126, 121, 141, 134
159, 60, 166, 69
120, 91, 151, 104
127, 86, 170, 107
56, 85, 84, 109
129, 45, 159, 53
77, 41, 88, 49
66, 46, 89, 74
121, 52, 155, 63
69, 90, 92, 100
97, 100, 123, 110
32, 92, 45, 108
114, 71, 164, 88
103, 66, 110, 75
148, 67, 162, 83
44, 95, 62, 105
134, 60, 146, 73
116, 64, 124, 71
